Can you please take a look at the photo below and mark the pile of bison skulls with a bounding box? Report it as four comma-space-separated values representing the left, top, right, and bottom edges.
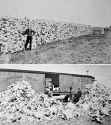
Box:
0, 80, 110, 124
0, 17, 91, 54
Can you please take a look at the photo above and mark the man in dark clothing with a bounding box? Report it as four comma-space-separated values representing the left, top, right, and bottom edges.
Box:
22, 27, 35, 50
77, 88, 82, 98
72, 88, 82, 103
63, 94, 70, 103
69, 86, 72, 101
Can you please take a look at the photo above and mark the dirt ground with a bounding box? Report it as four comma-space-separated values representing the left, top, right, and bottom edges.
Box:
0, 33, 111, 64
1, 116, 111, 125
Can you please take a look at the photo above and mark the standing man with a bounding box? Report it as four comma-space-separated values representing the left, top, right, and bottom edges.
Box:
69, 86, 72, 101
22, 24, 36, 50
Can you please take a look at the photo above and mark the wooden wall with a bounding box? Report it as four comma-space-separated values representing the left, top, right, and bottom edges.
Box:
59, 74, 94, 92
0, 71, 94, 93
0, 72, 45, 92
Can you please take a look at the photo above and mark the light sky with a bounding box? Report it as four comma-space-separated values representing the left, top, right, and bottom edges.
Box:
0, 0, 111, 26
0, 64, 111, 88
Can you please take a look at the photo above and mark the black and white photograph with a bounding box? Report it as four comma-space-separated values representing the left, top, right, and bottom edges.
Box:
0, 0, 111, 125
0, 64, 111, 125
0, 0, 110, 63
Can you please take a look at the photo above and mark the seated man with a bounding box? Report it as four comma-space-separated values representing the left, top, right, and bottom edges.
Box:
73, 88, 82, 103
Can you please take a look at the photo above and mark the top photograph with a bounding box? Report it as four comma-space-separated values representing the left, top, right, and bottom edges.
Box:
0, 0, 111, 64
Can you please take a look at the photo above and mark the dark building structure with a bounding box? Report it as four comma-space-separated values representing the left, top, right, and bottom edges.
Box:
0, 69, 95, 92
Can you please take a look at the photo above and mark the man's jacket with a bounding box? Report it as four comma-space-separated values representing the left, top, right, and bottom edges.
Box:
22, 28, 35, 37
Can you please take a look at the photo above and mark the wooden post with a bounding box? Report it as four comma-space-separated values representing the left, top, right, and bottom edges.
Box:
86, 70, 89, 85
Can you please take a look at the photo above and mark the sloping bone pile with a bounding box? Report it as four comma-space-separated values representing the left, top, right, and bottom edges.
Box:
0, 17, 91, 54
0, 80, 111, 124
79, 83, 111, 123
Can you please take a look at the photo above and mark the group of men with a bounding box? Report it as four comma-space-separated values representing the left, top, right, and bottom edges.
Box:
63, 88, 82, 103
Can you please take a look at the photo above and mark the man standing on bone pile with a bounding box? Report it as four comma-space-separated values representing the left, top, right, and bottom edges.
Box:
22, 22, 36, 50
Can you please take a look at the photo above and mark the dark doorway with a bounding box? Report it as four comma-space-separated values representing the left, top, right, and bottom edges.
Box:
45, 73, 59, 88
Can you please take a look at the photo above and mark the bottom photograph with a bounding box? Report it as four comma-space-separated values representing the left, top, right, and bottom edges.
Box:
0, 64, 111, 125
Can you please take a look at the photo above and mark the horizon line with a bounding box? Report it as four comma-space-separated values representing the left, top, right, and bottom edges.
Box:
0, 16, 108, 28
